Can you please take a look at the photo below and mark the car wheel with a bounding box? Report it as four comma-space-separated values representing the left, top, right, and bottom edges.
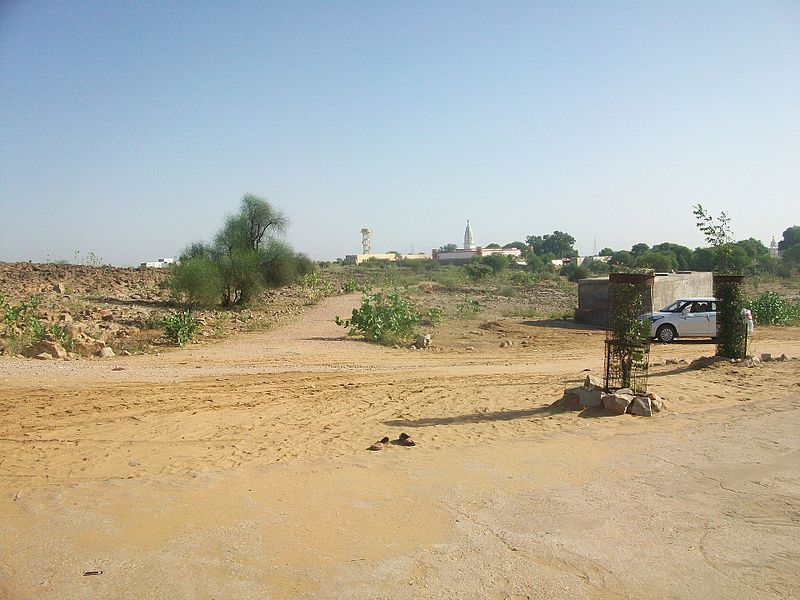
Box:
656, 324, 677, 343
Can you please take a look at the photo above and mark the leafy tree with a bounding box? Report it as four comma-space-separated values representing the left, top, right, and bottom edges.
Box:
524, 253, 546, 273
651, 243, 692, 270
690, 247, 716, 271
560, 263, 589, 282
693, 204, 734, 271
630, 243, 650, 257
439, 243, 458, 253
485, 243, 501, 248
503, 241, 528, 251
218, 249, 263, 306
481, 253, 512, 273
638, 250, 677, 271
781, 244, 800, 269
599, 247, 614, 256
526, 231, 577, 258
610, 250, 635, 268
778, 226, 800, 252
735, 237, 769, 259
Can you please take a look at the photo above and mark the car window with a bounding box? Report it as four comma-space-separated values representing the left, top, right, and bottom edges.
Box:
662, 300, 691, 312
709, 301, 716, 311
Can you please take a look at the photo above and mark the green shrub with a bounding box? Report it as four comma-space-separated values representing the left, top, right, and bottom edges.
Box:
425, 307, 445, 326
747, 291, 800, 326
456, 295, 482, 316
335, 290, 420, 344
170, 256, 222, 308
465, 262, 494, 281
162, 310, 198, 346
1, 293, 47, 353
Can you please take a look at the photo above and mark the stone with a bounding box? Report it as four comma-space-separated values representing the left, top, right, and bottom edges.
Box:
630, 396, 653, 417
23, 340, 67, 360
777, 354, 788, 362
414, 333, 431, 349
53, 282, 66, 294
602, 392, 633, 415
74, 338, 105, 356
500, 340, 513, 348
99, 346, 115, 358
760, 353, 772, 362
646, 392, 666, 412
553, 382, 604, 410
35, 352, 52, 360
121, 349, 131, 356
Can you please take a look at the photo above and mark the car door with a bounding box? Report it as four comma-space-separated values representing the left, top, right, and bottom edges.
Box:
680, 302, 709, 336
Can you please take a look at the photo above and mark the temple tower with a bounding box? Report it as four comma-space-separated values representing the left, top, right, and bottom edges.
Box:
464, 220, 476, 250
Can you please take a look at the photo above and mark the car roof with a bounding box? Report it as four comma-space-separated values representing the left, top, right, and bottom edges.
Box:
671, 297, 716, 302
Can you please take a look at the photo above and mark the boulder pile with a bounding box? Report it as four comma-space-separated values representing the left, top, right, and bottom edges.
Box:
553, 375, 667, 417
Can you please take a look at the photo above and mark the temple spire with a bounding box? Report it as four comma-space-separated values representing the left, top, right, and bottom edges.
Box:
464, 219, 476, 250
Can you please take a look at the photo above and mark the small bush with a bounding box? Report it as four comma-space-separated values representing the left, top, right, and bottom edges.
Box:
335, 290, 420, 344
162, 310, 198, 346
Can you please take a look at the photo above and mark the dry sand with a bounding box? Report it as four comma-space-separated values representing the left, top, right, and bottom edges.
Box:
1, 294, 799, 599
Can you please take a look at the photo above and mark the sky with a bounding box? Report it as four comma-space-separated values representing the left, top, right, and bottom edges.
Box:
1, 1, 798, 266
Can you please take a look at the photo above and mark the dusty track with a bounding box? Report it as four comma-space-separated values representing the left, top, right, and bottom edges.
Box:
1, 294, 799, 598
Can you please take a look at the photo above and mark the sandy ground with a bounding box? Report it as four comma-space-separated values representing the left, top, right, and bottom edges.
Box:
1, 294, 799, 599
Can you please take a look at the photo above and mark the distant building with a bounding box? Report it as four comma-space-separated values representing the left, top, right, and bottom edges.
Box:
345, 252, 431, 265
769, 237, 780, 258
432, 220, 522, 264
140, 257, 176, 269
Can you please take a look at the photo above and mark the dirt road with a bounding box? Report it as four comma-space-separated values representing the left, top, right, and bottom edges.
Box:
1, 294, 798, 598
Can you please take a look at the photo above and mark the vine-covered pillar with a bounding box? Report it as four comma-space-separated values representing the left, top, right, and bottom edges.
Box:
604, 273, 654, 395
713, 274, 748, 359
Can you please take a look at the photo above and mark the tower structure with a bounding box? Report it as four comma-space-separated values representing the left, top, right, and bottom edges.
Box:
463, 220, 476, 250
769, 237, 779, 258
361, 228, 373, 255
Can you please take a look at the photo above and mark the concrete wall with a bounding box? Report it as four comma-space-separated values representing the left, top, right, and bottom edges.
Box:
651, 271, 713, 311
575, 271, 713, 327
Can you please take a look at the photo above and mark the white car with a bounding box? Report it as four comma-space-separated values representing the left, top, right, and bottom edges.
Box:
646, 297, 717, 343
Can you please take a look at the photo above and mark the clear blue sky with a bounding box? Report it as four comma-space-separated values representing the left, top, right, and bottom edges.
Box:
1, 1, 798, 265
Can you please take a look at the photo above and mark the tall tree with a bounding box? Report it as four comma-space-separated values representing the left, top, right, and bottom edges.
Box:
778, 226, 800, 252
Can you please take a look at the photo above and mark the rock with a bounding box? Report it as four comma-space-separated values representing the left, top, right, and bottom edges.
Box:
414, 333, 431, 349
99, 346, 115, 358
500, 340, 513, 348
465, 346, 475, 351
35, 352, 52, 360
53, 282, 66, 294
73, 339, 105, 356
665, 358, 687, 365
602, 392, 634, 415
760, 353, 772, 362
553, 378, 605, 410
777, 354, 788, 362
23, 340, 67, 360
646, 392, 666, 412
630, 396, 652, 417
121, 349, 131, 356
